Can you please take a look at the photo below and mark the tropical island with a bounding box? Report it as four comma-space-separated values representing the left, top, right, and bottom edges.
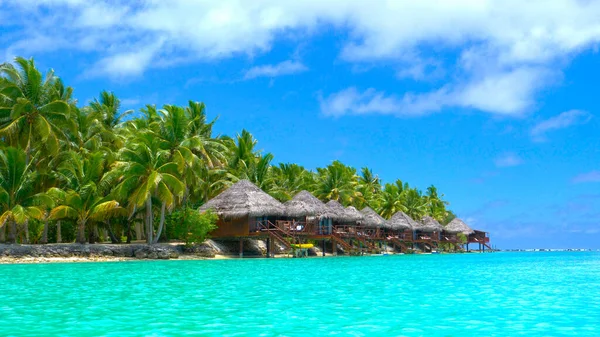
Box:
0, 57, 491, 262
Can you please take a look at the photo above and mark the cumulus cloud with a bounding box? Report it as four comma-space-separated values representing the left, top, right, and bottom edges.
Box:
320, 67, 550, 117
3, 0, 600, 115
531, 110, 592, 142
244, 60, 307, 79
494, 153, 523, 168
572, 171, 600, 184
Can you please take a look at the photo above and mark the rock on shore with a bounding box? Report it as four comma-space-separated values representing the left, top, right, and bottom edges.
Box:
0, 242, 218, 263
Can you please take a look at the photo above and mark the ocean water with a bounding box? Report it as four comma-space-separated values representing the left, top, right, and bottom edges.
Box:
0, 252, 599, 336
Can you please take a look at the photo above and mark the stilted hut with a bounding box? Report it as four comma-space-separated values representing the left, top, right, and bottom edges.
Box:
387, 211, 417, 252
344, 206, 371, 252
442, 218, 474, 251
325, 200, 360, 253
469, 229, 492, 252
198, 180, 286, 257
414, 216, 443, 252
360, 207, 387, 239
361, 207, 388, 252
283, 190, 330, 235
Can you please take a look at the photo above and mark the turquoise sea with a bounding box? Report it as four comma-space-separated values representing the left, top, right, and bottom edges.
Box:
1, 252, 599, 336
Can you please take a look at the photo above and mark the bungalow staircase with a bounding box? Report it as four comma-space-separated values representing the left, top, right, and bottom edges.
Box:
258, 220, 293, 251
355, 235, 377, 253
266, 228, 291, 249
420, 242, 433, 252
388, 238, 408, 253
330, 232, 354, 254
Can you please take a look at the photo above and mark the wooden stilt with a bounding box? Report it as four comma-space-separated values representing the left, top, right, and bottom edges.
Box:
322, 240, 326, 256
239, 239, 244, 258
266, 238, 271, 258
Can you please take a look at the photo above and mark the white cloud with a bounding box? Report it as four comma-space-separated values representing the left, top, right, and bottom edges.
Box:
531, 110, 592, 141
320, 68, 550, 117
572, 171, 600, 184
244, 60, 307, 79
494, 153, 523, 168
319, 87, 446, 117
3, 0, 600, 115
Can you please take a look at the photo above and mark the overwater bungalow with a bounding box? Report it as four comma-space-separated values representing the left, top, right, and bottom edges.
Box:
387, 211, 417, 252
414, 216, 443, 252
283, 190, 331, 235
442, 218, 472, 251
445, 218, 492, 252
469, 230, 492, 252
198, 179, 286, 256
360, 207, 389, 253
325, 201, 364, 253
360, 207, 387, 239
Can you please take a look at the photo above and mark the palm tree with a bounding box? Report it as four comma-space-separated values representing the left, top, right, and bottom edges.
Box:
402, 188, 428, 220
0, 147, 51, 243
270, 163, 311, 201
0, 57, 71, 163
111, 132, 184, 243
89, 90, 133, 130
49, 151, 122, 243
314, 161, 358, 205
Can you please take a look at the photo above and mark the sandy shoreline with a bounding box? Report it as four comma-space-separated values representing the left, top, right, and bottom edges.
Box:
0, 252, 400, 264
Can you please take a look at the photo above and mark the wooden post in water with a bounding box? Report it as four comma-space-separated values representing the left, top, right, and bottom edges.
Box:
239, 239, 244, 258
266, 238, 271, 258
322, 240, 326, 256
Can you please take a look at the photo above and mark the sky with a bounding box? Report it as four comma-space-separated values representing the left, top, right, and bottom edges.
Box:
1, 0, 600, 249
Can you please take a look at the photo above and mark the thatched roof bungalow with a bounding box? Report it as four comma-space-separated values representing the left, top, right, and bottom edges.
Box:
345, 206, 364, 223
325, 200, 352, 222
445, 218, 475, 235
416, 216, 443, 232
284, 191, 329, 219
360, 207, 387, 228
388, 211, 417, 231
199, 180, 285, 237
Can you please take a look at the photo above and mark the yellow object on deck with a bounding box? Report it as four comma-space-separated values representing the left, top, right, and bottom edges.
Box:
290, 244, 314, 249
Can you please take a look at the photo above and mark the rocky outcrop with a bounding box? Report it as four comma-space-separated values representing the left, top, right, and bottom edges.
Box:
0, 243, 184, 260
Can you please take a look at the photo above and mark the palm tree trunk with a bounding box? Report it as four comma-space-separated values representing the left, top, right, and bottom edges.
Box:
77, 219, 86, 244
135, 221, 142, 241
106, 220, 120, 244
24, 219, 29, 244
89, 224, 99, 243
126, 221, 132, 244
8, 219, 16, 244
153, 201, 166, 244
41, 218, 49, 244
56, 221, 62, 243
0, 221, 6, 243
145, 197, 153, 244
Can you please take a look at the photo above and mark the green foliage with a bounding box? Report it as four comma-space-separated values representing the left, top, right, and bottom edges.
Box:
166, 208, 217, 246
457, 233, 467, 245
0, 55, 457, 245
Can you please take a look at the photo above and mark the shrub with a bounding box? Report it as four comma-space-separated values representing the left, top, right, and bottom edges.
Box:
167, 208, 218, 246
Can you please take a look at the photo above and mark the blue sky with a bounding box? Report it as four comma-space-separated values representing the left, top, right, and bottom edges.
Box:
2, 0, 600, 249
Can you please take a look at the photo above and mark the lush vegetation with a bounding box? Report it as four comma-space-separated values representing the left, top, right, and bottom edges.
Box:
0, 57, 454, 244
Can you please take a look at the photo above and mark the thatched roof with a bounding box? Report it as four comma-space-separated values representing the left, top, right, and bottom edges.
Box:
416, 216, 444, 232
361, 207, 387, 228
445, 218, 475, 235
198, 180, 285, 218
345, 206, 364, 223
284, 191, 329, 218
388, 211, 418, 231
325, 200, 353, 222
